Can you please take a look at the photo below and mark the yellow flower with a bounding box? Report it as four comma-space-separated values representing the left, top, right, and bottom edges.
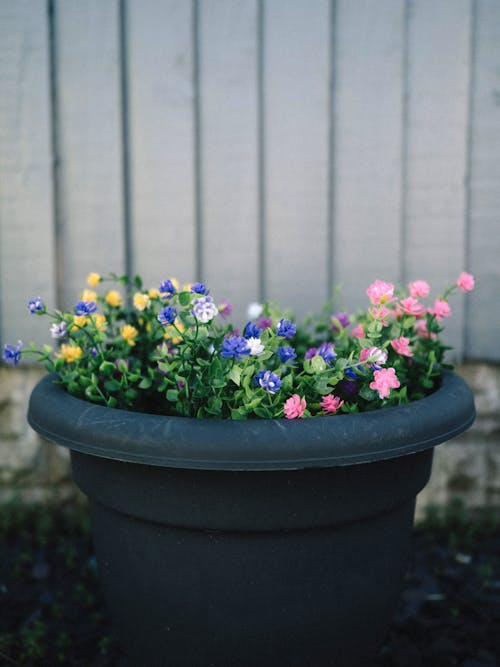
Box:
106, 290, 123, 307
72, 315, 89, 330
93, 314, 108, 331
121, 324, 138, 346
148, 288, 160, 299
58, 344, 83, 363
133, 292, 151, 311
164, 320, 184, 345
182, 282, 192, 293
81, 289, 97, 303
87, 272, 101, 287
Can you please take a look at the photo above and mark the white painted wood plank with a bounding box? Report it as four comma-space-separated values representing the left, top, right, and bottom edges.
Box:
264, 0, 330, 318
55, 0, 124, 308
333, 0, 405, 312
0, 0, 56, 348
404, 0, 472, 357
199, 0, 259, 324
466, 0, 500, 360
127, 0, 196, 291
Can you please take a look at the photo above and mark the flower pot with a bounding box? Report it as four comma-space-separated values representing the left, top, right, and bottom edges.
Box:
28, 371, 475, 667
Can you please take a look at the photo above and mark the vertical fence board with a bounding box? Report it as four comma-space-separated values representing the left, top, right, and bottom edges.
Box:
199, 0, 259, 324
333, 0, 405, 311
0, 0, 56, 347
263, 0, 330, 318
55, 0, 124, 307
466, 0, 500, 360
405, 0, 472, 357
127, 0, 196, 291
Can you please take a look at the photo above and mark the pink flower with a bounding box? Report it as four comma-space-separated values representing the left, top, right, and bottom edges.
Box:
352, 323, 365, 339
369, 368, 400, 399
366, 280, 394, 305
408, 280, 430, 298
284, 394, 306, 419
390, 337, 413, 357
370, 305, 391, 326
429, 299, 451, 320
320, 394, 344, 414
360, 346, 387, 365
456, 272, 475, 293
415, 319, 436, 340
397, 297, 426, 317
218, 299, 233, 318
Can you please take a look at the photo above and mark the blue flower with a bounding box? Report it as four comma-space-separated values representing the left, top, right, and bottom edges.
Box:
220, 336, 250, 360
74, 300, 97, 316
344, 367, 362, 380
159, 280, 177, 298
190, 282, 208, 295
3, 341, 22, 366
27, 297, 44, 314
244, 321, 262, 339
318, 342, 336, 365
254, 369, 282, 394
277, 346, 296, 363
276, 318, 296, 339
157, 306, 177, 326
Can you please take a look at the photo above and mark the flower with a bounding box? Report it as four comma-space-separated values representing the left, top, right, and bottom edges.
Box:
331, 312, 350, 331
369, 368, 400, 399
221, 336, 251, 360
391, 337, 413, 357
276, 318, 296, 339
72, 315, 89, 329
81, 289, 98, 303
190, 282, 208, 295
257, 316, 273, 329
366, 280, 394, 305
148, 288, 161, 299
318, 342, 336, 365
50, 322, 67, 339
93, 314, 108, 331
277, 346, 296, 363
74, 300, 97, 316
370, 306, 391, 326
105, 290, 123, 307
157, 307, 177, 326
254, 369, 282, 394
430, 299, 451, 320
397, 297, 425, 318
360, 346, 387, 366
87, 272, 101, 287
3, 341, 22, 366
244, 321, 262, 339
159, 279, 178, 298
134, 293, 151, 311
408, 280, 430, 298
245, 337, 265, 356
27, 297, 44, 314
58, 344, 83, 363
247, 302, 263, 319
284, 394, 306, 419
218, 300, 232, 318
456, 272, 475, 293
352, 324, 365, 339
192, 296, 218, 324
120, 325, 138, 346
320, 394, 344, 414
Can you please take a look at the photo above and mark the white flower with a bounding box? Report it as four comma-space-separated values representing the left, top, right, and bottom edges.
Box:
192, 296, 218, 324
247, 302, 263, 319
245, 337, 265, 356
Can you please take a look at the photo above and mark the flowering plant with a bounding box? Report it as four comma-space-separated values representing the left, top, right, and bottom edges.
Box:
3, 272, 474, 419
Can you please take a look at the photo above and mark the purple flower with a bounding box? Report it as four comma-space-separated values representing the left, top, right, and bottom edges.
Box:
27, 297, 44, 314
244, 321, 262, 339
276, 318, 296, 339
190, 282, 208, 295
338, 379, 359, 398
331, 312, 350, 331
254, 369, 282, 394
159, 280, 177, 298
218, 300, 233, 318
74, 300, 97, 316
50, 321, 67, 339
305, 347, 318, 360
220, 336, 250, 360
257, 316, 273, 329
157, 306, 177, 326
192, 296, 218, 323
318, 342, 336, 365
3, 341, 22, 366
277, 346, 296, 363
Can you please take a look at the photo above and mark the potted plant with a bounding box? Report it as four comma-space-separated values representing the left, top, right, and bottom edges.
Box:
4, 272, 476, 667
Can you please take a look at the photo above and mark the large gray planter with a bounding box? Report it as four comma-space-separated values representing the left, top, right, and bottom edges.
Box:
28, 371, 475, 667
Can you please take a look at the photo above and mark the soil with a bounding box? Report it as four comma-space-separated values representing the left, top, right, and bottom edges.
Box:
1, 498, 499, 667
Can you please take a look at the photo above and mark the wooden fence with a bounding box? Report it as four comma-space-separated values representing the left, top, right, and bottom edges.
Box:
1, 0, 499, 360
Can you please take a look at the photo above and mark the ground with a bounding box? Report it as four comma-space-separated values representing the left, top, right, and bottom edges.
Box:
0, 498, 499, 667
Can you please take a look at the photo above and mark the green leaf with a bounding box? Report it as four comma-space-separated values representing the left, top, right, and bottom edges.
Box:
166, 389, 179, 402
139, 377, 153, 389
178, 291, 192, 307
